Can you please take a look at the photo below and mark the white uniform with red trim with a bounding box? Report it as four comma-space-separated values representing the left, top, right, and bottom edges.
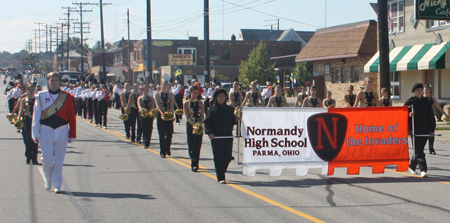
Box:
32, 89, 76, 191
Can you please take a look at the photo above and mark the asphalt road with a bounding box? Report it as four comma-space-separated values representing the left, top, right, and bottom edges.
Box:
1, 85, 450, 223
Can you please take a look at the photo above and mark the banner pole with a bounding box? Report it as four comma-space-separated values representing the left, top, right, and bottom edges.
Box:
237, 107, 242, 165
411, 105, 415, 150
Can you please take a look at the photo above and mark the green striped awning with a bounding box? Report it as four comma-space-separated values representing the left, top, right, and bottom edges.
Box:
364, 42, 450, 73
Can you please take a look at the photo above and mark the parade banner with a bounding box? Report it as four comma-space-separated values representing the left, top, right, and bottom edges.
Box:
242, 107, 410, 176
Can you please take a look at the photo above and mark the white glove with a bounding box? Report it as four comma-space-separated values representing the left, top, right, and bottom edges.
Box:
68, 138, 76, 143
33, 137, 40, 144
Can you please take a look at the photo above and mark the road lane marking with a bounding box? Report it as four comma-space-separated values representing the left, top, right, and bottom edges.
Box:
77, 117, 327, 223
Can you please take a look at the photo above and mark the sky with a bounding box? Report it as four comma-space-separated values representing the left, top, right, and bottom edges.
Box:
0, 0, 378, 54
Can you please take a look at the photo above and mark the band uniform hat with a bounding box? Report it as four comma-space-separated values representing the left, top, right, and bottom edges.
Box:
411, 83, 423, 92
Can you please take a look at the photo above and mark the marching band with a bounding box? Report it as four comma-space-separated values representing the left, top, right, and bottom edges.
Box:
3, 71, 449, 186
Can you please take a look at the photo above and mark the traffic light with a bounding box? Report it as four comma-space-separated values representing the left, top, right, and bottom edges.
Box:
24, 60, 27, 62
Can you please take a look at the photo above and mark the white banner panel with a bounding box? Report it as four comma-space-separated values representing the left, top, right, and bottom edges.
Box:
242, 107, 329, 176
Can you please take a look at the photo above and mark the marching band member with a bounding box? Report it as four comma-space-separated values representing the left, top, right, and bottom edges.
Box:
405, 83, 435, 178
18, 83, 38, 164
204, 89, 240, 184
32, 72, 76, 193
344, 85, 356, 107
229, 82, 242, 108
266, 85, 288, 107
261, 82, 273, 105
74, 83, 84, 117
323, 91, 336, 108
354, 77, 380, 107
96, 84, 110, 129
184, 85, 204, 172
7, 81, 23, 113
155, 80, 175, 158
86, 83, 94, 122
137, 84, 156, 149
241, 81, 264, 107
173, 83, 184, 125
294, 86, 308, 107
301, 85, 322, 107
379, 87, 392, 107
113, 83, 122, 109
90, 84, 100, 126
424, 85, 448, 155
124, 83, 140, 142
120, 83, 132, 139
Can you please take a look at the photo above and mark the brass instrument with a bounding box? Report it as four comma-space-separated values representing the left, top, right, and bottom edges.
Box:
328, 104, 335, 108
149, 108, 158, 118
234, 106, 242, 116
175, 109, 183, 115
444, 114, 449, 122
162, 111, 174, 121
140, 108, 149, 118
192, 122, 204, 135
6, 113, 17, 123
13, 118, 24, 129
119, 114, 129, 121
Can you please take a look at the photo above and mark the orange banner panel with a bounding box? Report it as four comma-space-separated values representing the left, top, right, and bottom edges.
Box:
327, 107, 410, 175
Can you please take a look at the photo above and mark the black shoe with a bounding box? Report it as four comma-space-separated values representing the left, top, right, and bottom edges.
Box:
430, 148, 436, 155
26, 159, 30, 164
167, 150, 171, 156
160, 154, 166, 158
145, 146, 149, 149
191, 166, 198, 172
131, 139, 135, 143
32, 161, 39, 165
137, 140, 141, 144
126, 136, 130, 139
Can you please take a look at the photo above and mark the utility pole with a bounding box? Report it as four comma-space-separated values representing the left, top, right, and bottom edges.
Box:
146, 0, 152, 83
90, 0, 111, 83
45, 24, 49, 53
32, 29, 38, 54
378, 0, 390, 93
61, 6, 77, 71
72, 2, 92, 76
204, 0, 210, 83
35, 22, 44, 54
127, 8, 131, 83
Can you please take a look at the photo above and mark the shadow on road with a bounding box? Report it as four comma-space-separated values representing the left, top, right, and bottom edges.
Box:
65, 191, 155, 200
63, 164, 95, 168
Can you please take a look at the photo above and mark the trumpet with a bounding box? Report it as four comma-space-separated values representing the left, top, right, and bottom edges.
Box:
328, 104, 335, 108
13, 118, 24, 129
119, 114, 129, 121
192, 122, 204, 135
140, 108, 149, 118
175, 109, 183, 115
444, 114, 449, 122
149, 108, 158, 118
162, 111, 175, 121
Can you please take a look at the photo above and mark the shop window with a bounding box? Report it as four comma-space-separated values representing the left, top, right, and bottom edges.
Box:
352, 67, 360, 82
223, 49, 231, 60
324, 64, 330, 75
343, 68, 350, 83
388, 1, 405, 33
313, 66, 318, 76
391, 71, 400, 99
333, 68, 340, 83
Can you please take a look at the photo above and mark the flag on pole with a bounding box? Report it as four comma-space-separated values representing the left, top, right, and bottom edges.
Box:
122, 64, 129, 72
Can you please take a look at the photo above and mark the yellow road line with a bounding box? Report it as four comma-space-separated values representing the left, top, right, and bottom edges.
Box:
386, 169, 450, 185
79, 118, 326, 223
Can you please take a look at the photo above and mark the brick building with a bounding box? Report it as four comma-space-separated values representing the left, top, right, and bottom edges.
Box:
126, 33, 306, 85
295, 20, 378, 106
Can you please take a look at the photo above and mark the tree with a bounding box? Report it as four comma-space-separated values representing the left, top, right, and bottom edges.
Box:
91, 41, 104, 53
291, 62, 313, 87
238, 42, 277, 88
